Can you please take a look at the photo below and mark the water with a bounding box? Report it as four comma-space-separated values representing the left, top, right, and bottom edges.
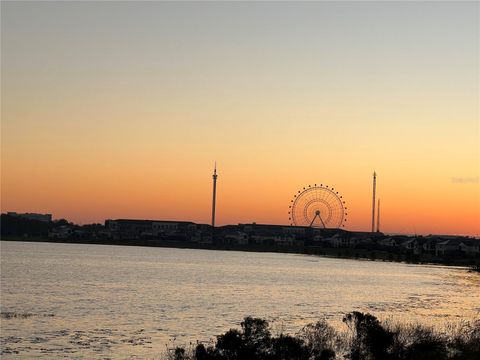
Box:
1, 241, 479, 358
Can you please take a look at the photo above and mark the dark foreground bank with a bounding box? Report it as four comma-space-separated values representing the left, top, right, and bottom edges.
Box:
165, 312, 479, 360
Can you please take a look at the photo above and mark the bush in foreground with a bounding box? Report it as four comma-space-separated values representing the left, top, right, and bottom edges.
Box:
165, 312, 480, 360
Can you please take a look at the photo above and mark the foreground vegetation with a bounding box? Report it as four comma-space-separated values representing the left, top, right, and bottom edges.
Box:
165, 312, 479, 360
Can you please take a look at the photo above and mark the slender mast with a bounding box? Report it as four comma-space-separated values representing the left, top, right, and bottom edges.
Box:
211, 162, 218, 228
376, 198, 380, 233
371, 171, 376, 232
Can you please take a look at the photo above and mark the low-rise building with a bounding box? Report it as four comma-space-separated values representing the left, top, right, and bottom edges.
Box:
400, 238, 425, 255
223, 231, 249, 245
324, 233, 348, 248
459, 239, 480, 256
353, 237, 375, 247
105, 219, 198, 240
435, 239, 462, 256
251, 233, 296, 246
48, 225, 73, 239
239, 223, 308, 236
152, 221, 196, 236
378, 237, 399, 247
421, 238, 436, 254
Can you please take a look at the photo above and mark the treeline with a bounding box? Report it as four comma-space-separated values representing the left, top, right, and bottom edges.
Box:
165, 312, 479, 360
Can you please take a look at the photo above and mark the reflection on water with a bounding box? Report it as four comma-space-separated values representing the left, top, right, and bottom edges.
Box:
1, 241, 479, 358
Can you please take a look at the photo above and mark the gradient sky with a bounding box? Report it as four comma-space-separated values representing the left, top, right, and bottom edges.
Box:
2, 1, 479, 236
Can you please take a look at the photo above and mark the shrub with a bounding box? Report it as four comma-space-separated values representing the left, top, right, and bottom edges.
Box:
390, 323, 447, 360
166, 313, 480, 360
343, 311, 393, 360
299, 320, 337, 359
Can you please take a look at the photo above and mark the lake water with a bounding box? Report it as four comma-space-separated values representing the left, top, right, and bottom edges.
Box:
1, 241, 479, 358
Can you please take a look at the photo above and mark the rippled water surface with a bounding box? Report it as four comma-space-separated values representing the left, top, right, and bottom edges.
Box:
1, 241, 479, 358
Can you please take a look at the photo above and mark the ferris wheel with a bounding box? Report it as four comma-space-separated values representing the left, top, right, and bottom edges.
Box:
289, 184, 347, 228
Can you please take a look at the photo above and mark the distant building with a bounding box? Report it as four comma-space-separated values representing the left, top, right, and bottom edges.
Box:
435, 239, 462, 256
223, 231, 249, 245
236, 223, 312, 246
459, 239, 480, 256
400, 238, 422, 255
7, 212, 52, 223
323, 233, 345, 248
48, 225, 72, 239
105, 219, 200, 240
190, 229, 213, 244
239, 223, 310, 237
378, 237, 396, 247
421, 238, 437, 254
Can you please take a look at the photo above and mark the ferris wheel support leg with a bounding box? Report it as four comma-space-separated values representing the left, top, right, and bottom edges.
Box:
319, 215, 326, 229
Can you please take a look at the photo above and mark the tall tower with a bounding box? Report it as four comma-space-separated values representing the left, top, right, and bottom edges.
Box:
211, 162, 218, 228
376, 199, 380, 233
371, 171, 377, 232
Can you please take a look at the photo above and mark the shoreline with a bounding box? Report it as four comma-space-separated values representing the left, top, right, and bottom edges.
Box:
1, 237, 477, 268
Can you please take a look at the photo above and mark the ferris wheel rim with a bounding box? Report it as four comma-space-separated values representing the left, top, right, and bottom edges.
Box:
289, 184, 347, 228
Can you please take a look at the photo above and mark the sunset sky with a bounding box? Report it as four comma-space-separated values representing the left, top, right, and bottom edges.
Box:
2, 1, 479, 236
